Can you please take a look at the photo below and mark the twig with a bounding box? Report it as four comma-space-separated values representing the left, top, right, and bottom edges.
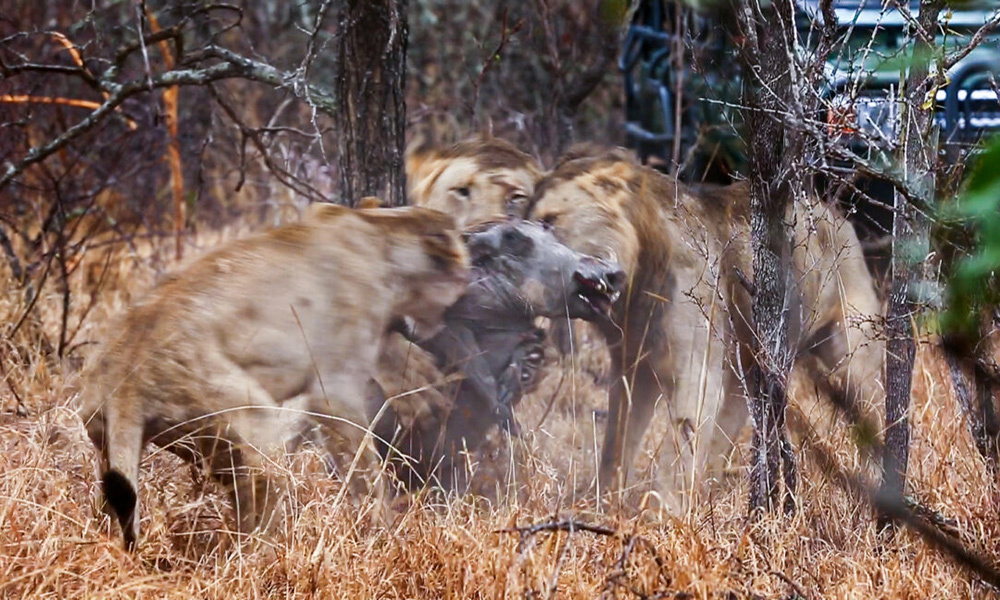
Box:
0, 61, 245, 191
734, 266, 757, 297
603, 531, 673, 599
0, 348, 28, 417
54, 198, 71, 358
533, 365, 566, 430
943, 9, 1000, 70
298, 0, 336, 83
771, 570, 810, 600
0, 224, 26, 286
469, 9, 524, 121
495, 518, 617, 537
209, 86, 333, 204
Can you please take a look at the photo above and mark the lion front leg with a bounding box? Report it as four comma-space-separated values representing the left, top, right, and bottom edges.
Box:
597, 362, 661, 504
652, 305, 731, 516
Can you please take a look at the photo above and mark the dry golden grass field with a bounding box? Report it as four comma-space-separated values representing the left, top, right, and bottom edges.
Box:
3, 225, 1000, 599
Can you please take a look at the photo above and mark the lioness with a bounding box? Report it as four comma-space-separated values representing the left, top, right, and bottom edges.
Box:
80, 203, 469, 549
526, 146, 884, 511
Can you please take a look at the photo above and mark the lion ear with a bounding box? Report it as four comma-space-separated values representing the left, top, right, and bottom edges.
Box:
405, 135, 436, 182
357, 196, 383, 209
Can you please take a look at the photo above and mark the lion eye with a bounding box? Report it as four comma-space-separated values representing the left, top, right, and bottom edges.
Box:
539, 214, 557, 230
453, 186, 471, 199
427, 231, 451, 245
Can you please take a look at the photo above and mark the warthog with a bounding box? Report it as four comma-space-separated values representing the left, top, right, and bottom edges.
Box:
371, 218, 626, 490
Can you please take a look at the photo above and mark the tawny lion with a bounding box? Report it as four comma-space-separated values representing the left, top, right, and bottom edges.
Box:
79, 203, 469, 549
406, 136, 542, 227
526, 146, 884, 512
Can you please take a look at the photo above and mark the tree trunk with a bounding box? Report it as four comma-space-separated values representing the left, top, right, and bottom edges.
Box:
737, 0, 798, 514
879, 0, 943, 530
335, 0, 408, 207
945, 345, 1000, 476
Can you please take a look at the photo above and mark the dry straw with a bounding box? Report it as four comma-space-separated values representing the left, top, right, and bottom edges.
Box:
2, 230, 999, 599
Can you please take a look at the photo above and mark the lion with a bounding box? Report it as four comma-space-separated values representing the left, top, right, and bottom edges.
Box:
525, 145, 884, 512
406, 136, 542, 227
79, 203, 469, 549
402, 136, 551, 396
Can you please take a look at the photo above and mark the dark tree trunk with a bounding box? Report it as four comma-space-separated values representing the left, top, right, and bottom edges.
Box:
879, 0, 943, 530
737, 0, 799, 514
335, 0, 408, 207
945, 345, 1000, 476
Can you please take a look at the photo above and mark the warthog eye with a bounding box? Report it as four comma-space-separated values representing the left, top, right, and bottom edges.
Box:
501, 228, 532, 256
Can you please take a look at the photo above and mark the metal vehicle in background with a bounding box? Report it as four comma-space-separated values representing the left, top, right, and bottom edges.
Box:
620, 0, 745, 183
621, 0, 1000, 243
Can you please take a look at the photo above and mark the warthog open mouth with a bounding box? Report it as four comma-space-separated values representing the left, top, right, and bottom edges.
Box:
572, 270, 623, 318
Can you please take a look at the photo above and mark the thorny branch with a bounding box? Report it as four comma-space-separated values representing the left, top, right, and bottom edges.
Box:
469, 8, 525, 121
942, 8, 1000, 70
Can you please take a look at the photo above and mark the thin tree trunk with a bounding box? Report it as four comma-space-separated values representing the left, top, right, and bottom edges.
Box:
737, 0, 798, 514
335, 0, 408, 207
945, 348, 1000, 474
880, 0, 943, 529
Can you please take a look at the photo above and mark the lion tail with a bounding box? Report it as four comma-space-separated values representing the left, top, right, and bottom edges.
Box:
101, 399, 144, 551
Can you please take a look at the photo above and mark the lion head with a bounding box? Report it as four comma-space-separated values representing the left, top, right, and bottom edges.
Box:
407, 137, 542, 227
525, 146, 648, 279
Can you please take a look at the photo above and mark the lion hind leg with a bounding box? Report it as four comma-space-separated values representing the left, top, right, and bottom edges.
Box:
653, 318, 730, 515
201, 370, 298, 538
805, 310, 885, 430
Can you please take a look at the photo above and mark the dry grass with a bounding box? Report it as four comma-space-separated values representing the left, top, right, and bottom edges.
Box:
3, 229, 1000, 599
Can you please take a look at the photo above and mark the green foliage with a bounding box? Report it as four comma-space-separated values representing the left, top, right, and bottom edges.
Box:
597, 0, 630, 27
940, 135, 1000, 344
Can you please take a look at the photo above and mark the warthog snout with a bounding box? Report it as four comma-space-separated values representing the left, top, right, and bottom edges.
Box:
568, 256, 626, 318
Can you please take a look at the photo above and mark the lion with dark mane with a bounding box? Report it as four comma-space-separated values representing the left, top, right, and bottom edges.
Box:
526, 145, 884, 511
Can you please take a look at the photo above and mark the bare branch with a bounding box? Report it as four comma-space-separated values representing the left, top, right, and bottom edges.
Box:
209, 86, 333, 204
298, 0, 336, 82
943, 9, 1000, 70
0, 39, 350, 194
0, 61, 245, 191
